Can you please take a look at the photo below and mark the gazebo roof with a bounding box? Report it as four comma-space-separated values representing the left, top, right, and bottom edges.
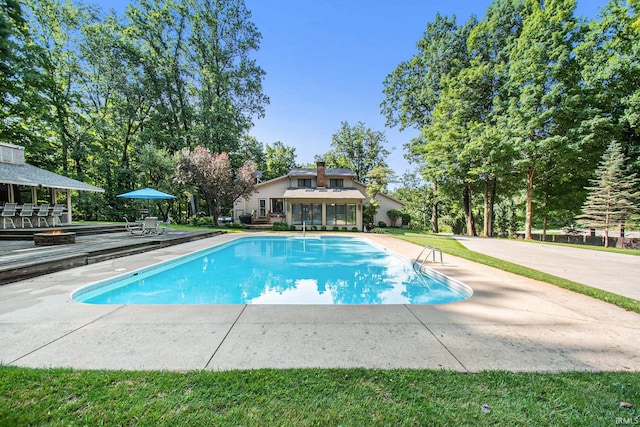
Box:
0, 161, 104, 192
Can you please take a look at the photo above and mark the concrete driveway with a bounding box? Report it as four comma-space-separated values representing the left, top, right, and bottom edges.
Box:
0, 233, 638, 372
454, 236, 640, 300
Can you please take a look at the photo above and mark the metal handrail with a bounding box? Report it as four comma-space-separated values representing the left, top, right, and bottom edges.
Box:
414, 245, 443, 274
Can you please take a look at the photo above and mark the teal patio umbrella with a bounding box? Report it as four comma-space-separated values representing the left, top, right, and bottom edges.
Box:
117, 187, 176, 200
117, 187, 176, 218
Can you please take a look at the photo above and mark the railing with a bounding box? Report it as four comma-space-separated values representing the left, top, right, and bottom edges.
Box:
413, 245, 443, 274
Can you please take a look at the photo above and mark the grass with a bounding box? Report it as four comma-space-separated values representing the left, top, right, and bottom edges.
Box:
384, 228, 640, 314
1, 367, 638, 426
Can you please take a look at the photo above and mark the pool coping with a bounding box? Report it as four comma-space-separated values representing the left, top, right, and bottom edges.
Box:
1, 232, 639, 372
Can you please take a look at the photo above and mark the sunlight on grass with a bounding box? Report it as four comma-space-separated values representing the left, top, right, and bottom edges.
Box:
1, 367, 638, 426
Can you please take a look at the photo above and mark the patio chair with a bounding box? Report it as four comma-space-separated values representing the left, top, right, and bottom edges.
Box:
158, 216, 172, 235
50, 204, 64, 226
1, 203, 17, 229
36, 204, 50, 227
123, 216, 143, 235
19, 203, 34, 228
142, 216, 159, 235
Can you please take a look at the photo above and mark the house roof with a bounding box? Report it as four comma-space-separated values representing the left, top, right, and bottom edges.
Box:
282, 188, 366, 200
0, 162, 104, 192
288, 167, 356, 177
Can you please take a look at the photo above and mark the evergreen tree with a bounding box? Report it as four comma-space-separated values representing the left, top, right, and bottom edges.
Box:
577, 141, 640, 247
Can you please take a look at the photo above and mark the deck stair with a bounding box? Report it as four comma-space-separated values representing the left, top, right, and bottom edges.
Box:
0, 229, 224, 285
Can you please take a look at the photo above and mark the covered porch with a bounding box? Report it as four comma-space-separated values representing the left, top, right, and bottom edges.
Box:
282, 188, 365, 230
0, 142, 104, 228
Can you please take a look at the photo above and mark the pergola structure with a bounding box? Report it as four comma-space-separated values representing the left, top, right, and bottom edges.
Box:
0, 142, 104, 224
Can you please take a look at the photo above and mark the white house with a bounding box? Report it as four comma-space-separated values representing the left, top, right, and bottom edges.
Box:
233, 162, 404, 229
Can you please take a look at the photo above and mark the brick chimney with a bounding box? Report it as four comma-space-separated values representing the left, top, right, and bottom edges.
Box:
316, 161, 326, 188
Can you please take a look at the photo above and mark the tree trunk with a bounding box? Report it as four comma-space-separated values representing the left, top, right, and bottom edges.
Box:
525, 166, 535, 240
431, 181, 439, 233
431, 201, 439, 234
483, 179, 489, 237
542, 193, 549, 240
482, 177, 496, 237
463, 183, 476, 237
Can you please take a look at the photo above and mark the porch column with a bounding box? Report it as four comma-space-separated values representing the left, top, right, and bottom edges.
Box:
65, 191, 72, 224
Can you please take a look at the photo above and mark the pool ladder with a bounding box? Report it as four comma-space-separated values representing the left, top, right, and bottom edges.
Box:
413, 245, 443, 275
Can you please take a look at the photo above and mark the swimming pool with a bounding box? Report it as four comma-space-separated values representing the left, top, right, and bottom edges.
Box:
71, 236, 472, 305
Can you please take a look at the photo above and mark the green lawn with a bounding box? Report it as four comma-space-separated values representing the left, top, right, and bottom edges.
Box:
384, 229, 640, 314
1, 367, 638, 426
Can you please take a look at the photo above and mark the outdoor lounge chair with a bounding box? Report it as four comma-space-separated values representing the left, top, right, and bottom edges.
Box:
1, 203, 17, 229
157, 216, 171, 235
50, 204, 64, 226
123, 216, 143, 235
36, 204, 50, 227
142, 217, 159, 235
19, 203, 34, 228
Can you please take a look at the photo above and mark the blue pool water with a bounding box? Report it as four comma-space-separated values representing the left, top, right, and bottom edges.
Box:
72, 236, 472, 305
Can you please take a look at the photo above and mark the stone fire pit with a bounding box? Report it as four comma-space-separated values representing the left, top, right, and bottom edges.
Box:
34, 231, 76, 246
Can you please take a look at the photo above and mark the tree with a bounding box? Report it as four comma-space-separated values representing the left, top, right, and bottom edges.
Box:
263, 141, 296, 181
577, 141, 640, 247
576, 0, 640, 181
173, 146, 256, 225
362, 166, 393, 227
319, 121, 390, 182
506, 0, 581, 239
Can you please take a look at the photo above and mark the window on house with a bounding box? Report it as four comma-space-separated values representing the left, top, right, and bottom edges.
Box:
326, 203, 356, 225
329, 179, 344, 188
291, 203, 322, 225
270, 198, 284, 215
297, 178, 312, 188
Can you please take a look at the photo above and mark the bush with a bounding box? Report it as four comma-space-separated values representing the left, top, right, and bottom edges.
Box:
401, 213, 412, 226
332, 226, 339, 231
290, 224, 297, 231
378, 221, 387, 228
273, 222, 289, 231
225, 222, 247, 229
351, 227, 359, 232
321, 225, 327, 231
311, 225, 318, 231
387, 209, 402, 227
341, 226, 348, 232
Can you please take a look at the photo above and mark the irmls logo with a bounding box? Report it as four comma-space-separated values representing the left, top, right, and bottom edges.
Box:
616, 416, 640, 425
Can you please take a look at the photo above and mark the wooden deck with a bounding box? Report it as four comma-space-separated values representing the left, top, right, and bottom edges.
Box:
0, 225, 225, 285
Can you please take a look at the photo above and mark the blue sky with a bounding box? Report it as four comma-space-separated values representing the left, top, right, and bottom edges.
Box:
107, 0, 604, 180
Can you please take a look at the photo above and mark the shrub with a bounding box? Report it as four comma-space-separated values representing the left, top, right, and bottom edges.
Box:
401, 213, 412, 226
387, 209, 402, 227
321, 225, 327, 231
290, 224, 297, 231
311, 225, 318, 231
378, 221, 387, 228
273, 222, 289, 231
332, 226, 339, 231
351, 227, 359, 232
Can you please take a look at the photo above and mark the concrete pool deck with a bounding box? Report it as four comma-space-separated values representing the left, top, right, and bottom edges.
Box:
1, 233, 638, 372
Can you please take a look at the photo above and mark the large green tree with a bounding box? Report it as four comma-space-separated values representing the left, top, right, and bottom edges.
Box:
506, 0, 581, 239
318, 121, 390, 183
263, 141, 296, 181
577, 141, 640, 247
